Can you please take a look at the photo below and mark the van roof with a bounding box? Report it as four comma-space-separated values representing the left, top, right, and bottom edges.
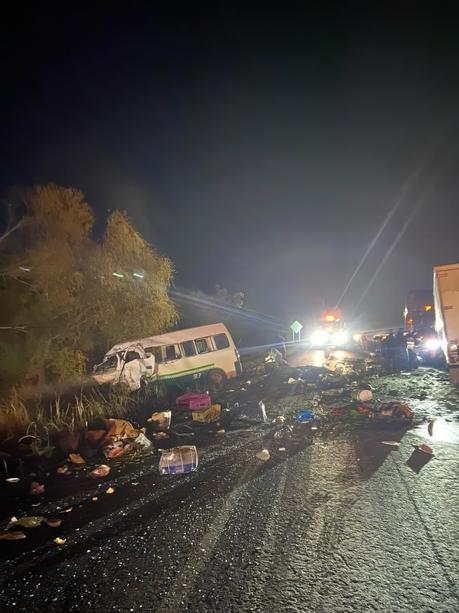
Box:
107, 323, 231, 355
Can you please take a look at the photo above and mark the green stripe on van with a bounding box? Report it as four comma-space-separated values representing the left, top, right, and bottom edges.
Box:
158, 363, 215, 380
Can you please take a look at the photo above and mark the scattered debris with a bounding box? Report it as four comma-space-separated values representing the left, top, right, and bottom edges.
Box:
381, 441, 400, 447
45, 519, 62, 528
330, 406, 349, 417
176, 392, 211, 410
427, 419, 434, 436
89, 464, 111, 479
296, 410, 315, 423
159, 446, 198, 475
105, 444, 127, 459
216, 428, 225, 435
59, 507, 73, 514
153, 432, 169, 440
192, 404, 221, 424
374, 402, 414, 420
92, 497, 98, 501
278, 447, 286, 452
56, 465, 70, 475
85, 418, 142, 459
255, 449, 271, 462
148, 410, 172, 430
54, 537, 66, 545
7, 516, 44, 529
274, 425, 293, 440
5, 477, 20, 484
0, 530, 27, 540
273, 416, 285, 425
106, 486, 115, 494
258, 401, 267, 423
407, 449, 433, 473
69, 453, 85, 465
233, 400, 268, 424
132, 431, 151, 449
351, 389, 373, 402
29, 481, 45, 496
413, 443, 434, 456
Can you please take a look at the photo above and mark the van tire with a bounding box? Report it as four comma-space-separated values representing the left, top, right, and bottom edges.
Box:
207, 368, 226, 392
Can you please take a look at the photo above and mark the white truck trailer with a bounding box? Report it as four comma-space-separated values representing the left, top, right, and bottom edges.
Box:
433, 262, 459, 383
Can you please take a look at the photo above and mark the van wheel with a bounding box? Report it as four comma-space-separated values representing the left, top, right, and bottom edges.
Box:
207, 369, 226, 392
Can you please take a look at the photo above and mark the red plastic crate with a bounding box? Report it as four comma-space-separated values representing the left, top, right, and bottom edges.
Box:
175, 392, 211, 411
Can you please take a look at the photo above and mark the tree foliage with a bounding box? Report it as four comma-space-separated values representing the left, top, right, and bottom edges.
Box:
0, 184, 177, 387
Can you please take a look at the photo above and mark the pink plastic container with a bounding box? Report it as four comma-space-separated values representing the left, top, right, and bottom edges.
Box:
176, 392, 211, 411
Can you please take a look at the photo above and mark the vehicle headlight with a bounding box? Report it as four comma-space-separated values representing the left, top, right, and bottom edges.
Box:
310, 330, 329, 345
424, 338, 440, 351
331, 331, 349, 346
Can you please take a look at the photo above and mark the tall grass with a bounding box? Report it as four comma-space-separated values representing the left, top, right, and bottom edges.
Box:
0, 387, 135, 445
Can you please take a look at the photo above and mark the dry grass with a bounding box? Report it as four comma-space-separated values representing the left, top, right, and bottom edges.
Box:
0, 387, 135, 446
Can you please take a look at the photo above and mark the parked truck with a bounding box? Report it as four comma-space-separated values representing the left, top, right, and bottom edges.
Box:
433, 263, 459, 383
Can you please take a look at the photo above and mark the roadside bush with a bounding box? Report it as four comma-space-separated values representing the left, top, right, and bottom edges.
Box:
0, 184, 177, 387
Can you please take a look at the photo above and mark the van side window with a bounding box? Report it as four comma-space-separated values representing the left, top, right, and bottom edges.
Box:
214, 333, 230, 350
195, 338, 209, 354
165, 345, 180, 361
124, 351, 140, 363
146, 347, 162, 363
182, 340, 196, 357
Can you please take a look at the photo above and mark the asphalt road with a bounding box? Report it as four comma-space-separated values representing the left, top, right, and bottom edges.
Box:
1, 368, 459, 612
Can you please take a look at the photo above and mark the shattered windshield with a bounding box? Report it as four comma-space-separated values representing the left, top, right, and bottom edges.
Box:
95, 354, 118, 373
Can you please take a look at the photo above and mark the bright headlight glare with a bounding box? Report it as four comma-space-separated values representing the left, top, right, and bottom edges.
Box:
332, 331, 349, 345
424, 338, 440, 351
311, 330, 328, 345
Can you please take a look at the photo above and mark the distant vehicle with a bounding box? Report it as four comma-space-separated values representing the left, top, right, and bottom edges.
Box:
93, 323, 242, 391
404, 289, 435, 333
433, 263, 459, 383
309, 309, 350, 346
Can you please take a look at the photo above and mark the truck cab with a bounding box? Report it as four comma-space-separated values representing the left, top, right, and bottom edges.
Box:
309, 309, 350, 347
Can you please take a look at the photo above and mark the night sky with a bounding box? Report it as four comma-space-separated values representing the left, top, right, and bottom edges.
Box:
2, 3, 459, 330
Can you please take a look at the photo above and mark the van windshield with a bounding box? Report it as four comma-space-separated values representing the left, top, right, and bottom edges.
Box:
95, 354, 118, 373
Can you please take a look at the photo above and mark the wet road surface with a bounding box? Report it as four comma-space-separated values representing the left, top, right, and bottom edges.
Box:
1, 368, 459, 612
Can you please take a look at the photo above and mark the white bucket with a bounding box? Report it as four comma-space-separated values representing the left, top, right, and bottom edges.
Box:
352, 389, 373, 402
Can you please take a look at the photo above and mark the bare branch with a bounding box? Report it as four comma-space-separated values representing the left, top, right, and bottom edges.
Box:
0, 325, 27, 333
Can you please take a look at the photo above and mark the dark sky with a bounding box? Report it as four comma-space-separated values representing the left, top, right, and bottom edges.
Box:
2, 2, 459, 330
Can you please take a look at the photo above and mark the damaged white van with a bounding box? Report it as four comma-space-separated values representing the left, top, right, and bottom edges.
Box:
92, 323, 242, 391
